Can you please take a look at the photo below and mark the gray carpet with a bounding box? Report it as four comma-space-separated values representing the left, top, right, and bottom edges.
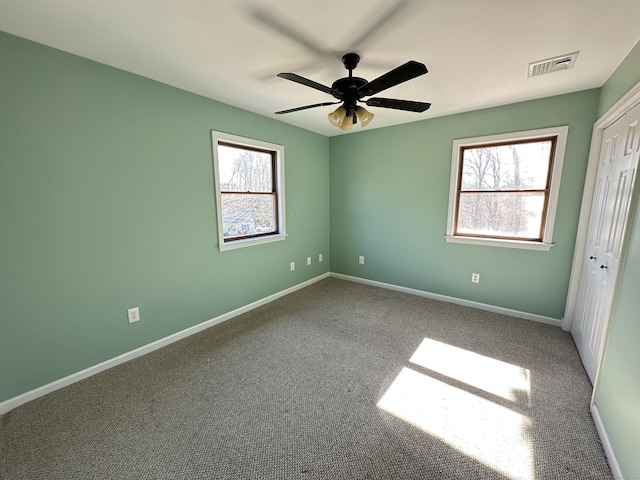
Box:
0, 278, 612, 479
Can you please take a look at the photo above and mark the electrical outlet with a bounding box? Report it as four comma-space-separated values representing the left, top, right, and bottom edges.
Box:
318, 254, 323, 263
290, 261, 295, 271
307, 256, 311, 266
127, 307, 140, 323
359, 256, 365, 265
471, 273, 480, 284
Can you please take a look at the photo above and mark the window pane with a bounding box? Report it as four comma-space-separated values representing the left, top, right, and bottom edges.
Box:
218, 144, 273, 193
221, 193, 276, 239
461, 140, 552, 191
457, 192, 546, 239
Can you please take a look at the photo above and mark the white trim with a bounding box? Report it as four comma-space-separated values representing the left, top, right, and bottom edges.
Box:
600, 81, 640, 130
561, 122, 604, 331
217, 233, 287, 251
330, 272, 561, 327
446, 126, 569, 250
0, 273, 330, 415
444, 235, 553, 251
591, 404, 624, 479
563, 82, 640, 332
559, 83, 640, 480
211, 130, 286, 252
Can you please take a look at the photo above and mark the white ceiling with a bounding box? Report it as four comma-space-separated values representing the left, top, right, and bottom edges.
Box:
2, 0, 640, 136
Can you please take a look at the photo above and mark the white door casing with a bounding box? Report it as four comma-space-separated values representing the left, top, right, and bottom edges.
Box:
568, 100, 640, 384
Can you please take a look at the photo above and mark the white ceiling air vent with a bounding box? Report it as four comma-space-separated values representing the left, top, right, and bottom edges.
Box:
528, 51, 579, 77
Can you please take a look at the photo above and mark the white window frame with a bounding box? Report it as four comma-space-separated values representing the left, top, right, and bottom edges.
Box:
445, 126, 569, 251
211, 130, 286, 251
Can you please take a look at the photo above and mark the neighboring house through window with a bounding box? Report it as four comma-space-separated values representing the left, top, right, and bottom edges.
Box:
446, 126, 568, 250
211, 131, 286, 251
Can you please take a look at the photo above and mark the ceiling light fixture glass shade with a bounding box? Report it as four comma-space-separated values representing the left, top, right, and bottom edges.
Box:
328, 106, 347, 127
339, 115, 354, 131
355, 106, 374, 127
328, 105, 375, 130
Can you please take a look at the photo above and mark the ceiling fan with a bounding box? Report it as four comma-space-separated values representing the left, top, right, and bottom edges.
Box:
275, 52, 431, 131
247, 0, 422, 79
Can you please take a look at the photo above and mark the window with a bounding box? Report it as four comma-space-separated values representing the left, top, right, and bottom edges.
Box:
211, 131, 285, 251
446, 127, 568, 250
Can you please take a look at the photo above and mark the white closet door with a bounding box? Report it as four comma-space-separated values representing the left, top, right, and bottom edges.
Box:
572, 103, 640, 383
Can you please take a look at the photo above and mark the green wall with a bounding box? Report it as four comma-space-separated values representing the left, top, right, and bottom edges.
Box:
594, 40, 640, 479
598, 39, 640, 117
0, 32, 330, 403
595, 198, 640, 478
329, 90, 599, 319
2, 27, 639, 478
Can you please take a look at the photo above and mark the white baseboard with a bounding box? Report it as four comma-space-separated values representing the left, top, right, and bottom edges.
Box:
331, 273, 562, 327
591, 403, 624, 479
0, 271, 561, 415
0, 273, 330, 415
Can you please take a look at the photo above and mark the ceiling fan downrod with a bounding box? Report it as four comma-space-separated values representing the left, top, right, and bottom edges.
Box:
342, 52, 360, 77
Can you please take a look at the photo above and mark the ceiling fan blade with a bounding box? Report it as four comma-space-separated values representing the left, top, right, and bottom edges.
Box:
277, 73, 335, 95
348, 0, 418, 50
366, 97, 431, 112
357, 61, 428, 97
275, 101, 341, 115
248, 7, 327, 59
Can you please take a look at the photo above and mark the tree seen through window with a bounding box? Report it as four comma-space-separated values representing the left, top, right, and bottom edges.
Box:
218, 143, 277, 240
456, 138, 555, 241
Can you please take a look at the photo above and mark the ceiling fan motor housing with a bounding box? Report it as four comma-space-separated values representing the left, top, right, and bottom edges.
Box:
331, 77, 368, 114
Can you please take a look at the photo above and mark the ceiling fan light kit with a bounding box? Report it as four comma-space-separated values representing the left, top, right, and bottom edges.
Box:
355, 106, 375, 127
340, 114, 354, 131
328, 105, 374, 130
328, 106, 347, 127
276, 52, 431, 131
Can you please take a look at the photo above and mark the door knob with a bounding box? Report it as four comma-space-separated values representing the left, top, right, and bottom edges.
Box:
600, 265, 608, 269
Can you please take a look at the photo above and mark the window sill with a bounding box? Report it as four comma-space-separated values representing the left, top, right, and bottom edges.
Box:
444, 235, 553, 251
218, 233, 287, 252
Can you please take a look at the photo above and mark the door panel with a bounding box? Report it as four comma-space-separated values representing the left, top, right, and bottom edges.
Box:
607, 170, 633, 257
572, 103, 640, 383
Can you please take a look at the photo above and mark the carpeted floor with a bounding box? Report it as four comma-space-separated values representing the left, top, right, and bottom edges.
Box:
0, 278, 612, 479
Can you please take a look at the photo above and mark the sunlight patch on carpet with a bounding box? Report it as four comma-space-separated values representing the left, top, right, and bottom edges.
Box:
409, 337, 531, 405
378, 339, 534, 480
